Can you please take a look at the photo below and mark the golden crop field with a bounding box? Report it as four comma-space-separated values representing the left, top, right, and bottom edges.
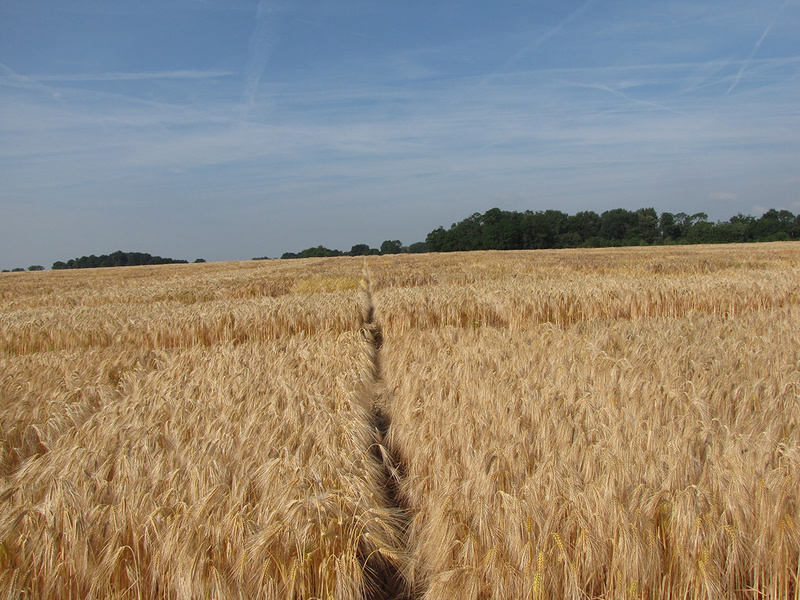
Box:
1, 243, 799, 599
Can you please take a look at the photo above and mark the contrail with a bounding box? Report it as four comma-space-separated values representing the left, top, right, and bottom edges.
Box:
33, 70, 235, 82
726, 0, 789, 96
492, 0, 601, 78
243, 0, 283, 116
0, 60, 64, 100
0, 60, 17, 79
590, 83, 684, 115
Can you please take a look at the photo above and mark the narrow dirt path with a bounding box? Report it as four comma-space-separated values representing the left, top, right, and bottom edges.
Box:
360, 271, 415, 600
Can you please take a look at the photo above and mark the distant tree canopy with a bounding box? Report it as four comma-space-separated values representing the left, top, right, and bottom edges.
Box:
349, 244, 379, 257
281, 246, 346, 260
52, 251, 188, 270
281, 241, 415, 259
380, 240, 404, 255
30, 208, 798, 271
280, 239, 437, 259
407, 241, 430, 253
425, 207, 799, 252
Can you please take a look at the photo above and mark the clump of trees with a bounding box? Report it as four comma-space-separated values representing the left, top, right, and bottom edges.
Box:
280, 241, 429, 259
425, 207, 799, 252
277, 207, 797, 260
52, 251, 189, 270
2, 265, 45, 273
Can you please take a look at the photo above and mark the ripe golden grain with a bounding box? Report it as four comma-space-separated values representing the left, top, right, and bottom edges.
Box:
1, 334, 407, 598
1, 244, 799, 598
377, 303, 800, 598
0, 258, 406, 598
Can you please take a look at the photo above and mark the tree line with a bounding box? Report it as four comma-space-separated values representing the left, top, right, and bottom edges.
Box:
424, 207, 799, 252
52, 251, 197, 270
277, 207, 797, 260
4, 207, 796, 273
1, 266, 44, 273
277, 240, 429, 259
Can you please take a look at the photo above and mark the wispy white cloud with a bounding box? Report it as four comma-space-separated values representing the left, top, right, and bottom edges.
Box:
726, 0, 791, 95
35, 0, 254, 15
3, 60, 793, 188
491, 0, 601, 78
242, 0, 284, 115
567, 81, 684, 115
28, 70, 236, 82
1, 0, 799, 266
0, 60, 61, 97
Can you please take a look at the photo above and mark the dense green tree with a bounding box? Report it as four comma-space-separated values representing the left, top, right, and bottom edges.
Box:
349, 244, 372, 256
422, 207, 797, 253
636, 208, 659, 244
600, 208, 638, 243
566, 211, 601, 244
672, 212, 690, 239
280, 206, 798, 259
774, 210, 796, 234
714, 216, 750, 243
51, 251, 187, 270
282, 246, 343, 259
380, 240, 404, 254
28, 265, 45, 271
352, 244, 379, 256
683, 213, 710, 244
543, 210, 569, 245
302, 246, 343, 258
481, 208, 524, 250
407, 241, 429, 253
789, 214, 800, 240
425, 227, 447, 252
659, 212, 678, 240
686, 220, 714, 244
453, 213, 485, 251
752, 209, 792, 240
520, 211, 556, 249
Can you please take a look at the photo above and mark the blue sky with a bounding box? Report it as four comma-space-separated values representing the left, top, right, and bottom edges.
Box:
1, 1, 799, 267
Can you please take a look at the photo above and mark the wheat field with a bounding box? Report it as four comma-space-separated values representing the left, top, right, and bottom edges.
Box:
1, 244, 799, 599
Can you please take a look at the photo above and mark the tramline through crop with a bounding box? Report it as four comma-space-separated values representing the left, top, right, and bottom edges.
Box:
358, 269, 414, 599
